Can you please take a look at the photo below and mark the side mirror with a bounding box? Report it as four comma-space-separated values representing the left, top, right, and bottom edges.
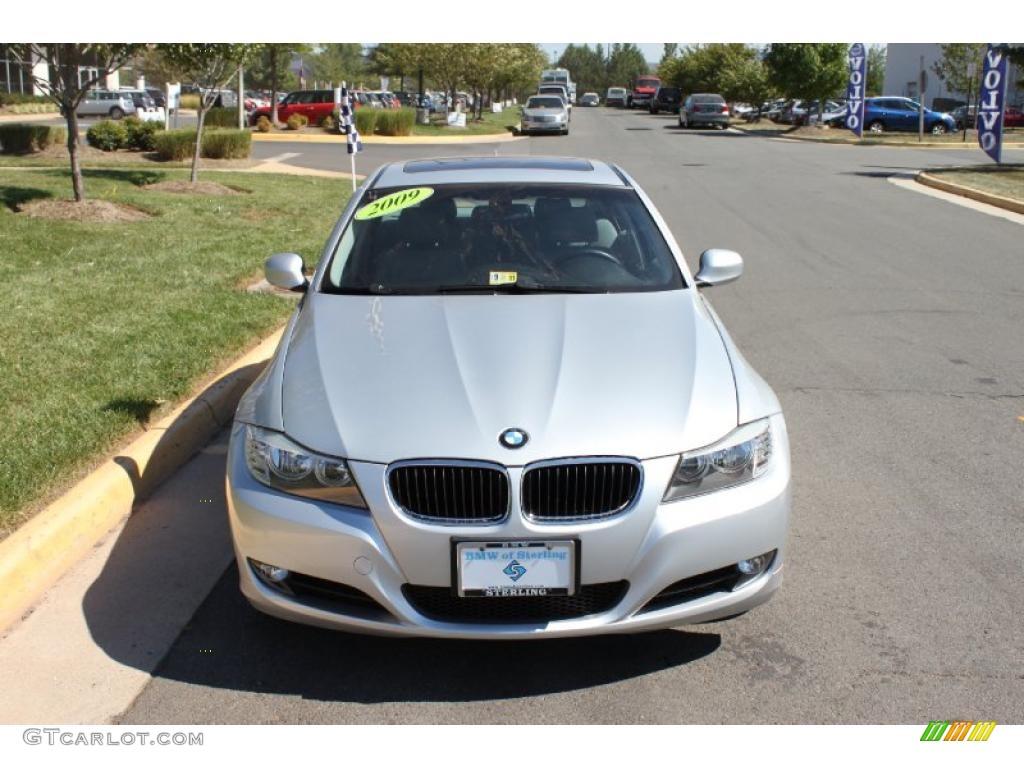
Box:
694, 248, 743, 287
265, 252, 308, 292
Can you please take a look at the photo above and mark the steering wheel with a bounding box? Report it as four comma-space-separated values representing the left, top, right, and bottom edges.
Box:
560, 248, 624, 269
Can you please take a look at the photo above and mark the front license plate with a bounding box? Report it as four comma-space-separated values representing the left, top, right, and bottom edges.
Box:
455, 540, 576, 597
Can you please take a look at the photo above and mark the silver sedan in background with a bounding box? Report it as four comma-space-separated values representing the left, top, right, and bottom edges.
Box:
519, 95, 570, 135
227, 156, 791, 638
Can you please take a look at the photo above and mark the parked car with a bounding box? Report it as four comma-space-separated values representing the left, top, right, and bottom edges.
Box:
1005, 106, 1024, 128
580, 92, 600, 107
77, 89, 137, 119
605, 87, 628, 108
250, 89, 338, 126
861, 97, 955, 134
762, 99, 787, 122
627, 74, 661, 109
119, 89, 164, 122
950, 105, 977, 130
519, 94, 569, 135
730, 103, 755, 119
145, 87, 167, 109
231, 155, 791, 638
649, 86, 682, 115
678, 93, 730, 129
538, 84, 572, 116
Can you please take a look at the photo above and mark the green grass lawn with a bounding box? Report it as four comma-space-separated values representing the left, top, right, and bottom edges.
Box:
0, 167, 350, 537
926, 164, 1024, 203
411, 108, 516, 136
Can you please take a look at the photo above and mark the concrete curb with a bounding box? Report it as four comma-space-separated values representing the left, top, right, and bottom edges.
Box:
763, 131, 1024, 149
916, 172, 1024, 215
253, 130, 524, 145
0, 329, 283, 633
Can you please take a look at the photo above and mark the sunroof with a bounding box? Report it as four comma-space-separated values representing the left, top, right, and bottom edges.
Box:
403, 157, 595, 173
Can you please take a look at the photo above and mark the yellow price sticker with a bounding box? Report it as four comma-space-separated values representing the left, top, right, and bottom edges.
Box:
354, 187, 435, 221
489, 271, 518, 286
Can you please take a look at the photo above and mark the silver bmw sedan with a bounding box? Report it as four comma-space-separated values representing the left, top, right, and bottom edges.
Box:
227, 156, 791, 638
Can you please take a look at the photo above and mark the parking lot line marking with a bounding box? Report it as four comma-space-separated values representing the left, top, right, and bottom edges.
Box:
260, 152, 302, 164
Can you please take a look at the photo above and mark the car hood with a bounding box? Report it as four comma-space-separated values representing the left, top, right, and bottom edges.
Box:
523, 108, 565, 116
280, 290, 737, 464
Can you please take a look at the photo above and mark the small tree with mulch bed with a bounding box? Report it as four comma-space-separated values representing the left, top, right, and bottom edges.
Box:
157, 44, 260, 184
15, 43, 144, 202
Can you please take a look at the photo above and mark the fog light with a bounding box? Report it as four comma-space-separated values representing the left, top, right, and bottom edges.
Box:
251, 559, 289, 583
737, 550, 776, 576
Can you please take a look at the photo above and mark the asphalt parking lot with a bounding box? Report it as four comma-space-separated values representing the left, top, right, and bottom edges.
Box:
13, 107, 1024, 724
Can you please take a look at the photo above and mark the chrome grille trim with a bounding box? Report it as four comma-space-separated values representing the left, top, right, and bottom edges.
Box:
520, 457, 643, 523
387, 459, 510, 525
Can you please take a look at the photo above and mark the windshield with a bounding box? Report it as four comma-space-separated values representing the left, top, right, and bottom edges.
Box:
637, 79, 660, 89
324, 184, 685, 295
527, 97, 564, 109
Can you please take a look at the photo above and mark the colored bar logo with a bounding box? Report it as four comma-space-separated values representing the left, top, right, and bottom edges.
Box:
921, 721, 996, 741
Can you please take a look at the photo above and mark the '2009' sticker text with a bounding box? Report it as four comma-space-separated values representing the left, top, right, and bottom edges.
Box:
354, 187, 435, 220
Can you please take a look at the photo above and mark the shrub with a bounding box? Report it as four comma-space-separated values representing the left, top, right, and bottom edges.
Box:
0, 93, 52, 108
375, 108, 415, 136
152, 128, 252, 161
354, 108, 378, 136
201, 129, 251, 159
320, 113, 336, 131
153, 128, 196, 161
204, 107, 238, 128
0, 123, 68, 154
286, 113, 308, 130
123, 117, 163, 151
178, 94, 201, 110
86, 119, 128, 151
255, 116, 272, 133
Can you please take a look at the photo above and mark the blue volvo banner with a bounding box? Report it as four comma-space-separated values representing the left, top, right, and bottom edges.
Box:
845, 43, 867, 138
978, 44, 1009, 163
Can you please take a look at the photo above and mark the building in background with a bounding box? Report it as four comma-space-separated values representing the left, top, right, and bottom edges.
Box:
884, 43, 1022, 110
0, 44, 135, 96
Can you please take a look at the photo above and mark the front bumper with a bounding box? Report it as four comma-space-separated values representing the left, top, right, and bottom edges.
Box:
522, 120, 567, 133
226, 415, 791, 638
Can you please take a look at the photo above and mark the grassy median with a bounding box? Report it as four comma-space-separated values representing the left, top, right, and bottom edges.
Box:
0, 167, 350, 536
925, 164, 1024, 203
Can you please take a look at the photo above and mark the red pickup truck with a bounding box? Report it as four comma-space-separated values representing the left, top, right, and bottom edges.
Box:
628, 75, 661, 110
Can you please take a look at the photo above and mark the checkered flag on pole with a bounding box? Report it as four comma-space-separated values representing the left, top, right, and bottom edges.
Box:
338, 82, 360, 189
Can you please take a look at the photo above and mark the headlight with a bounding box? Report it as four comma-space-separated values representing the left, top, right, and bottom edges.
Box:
243, 425, 367, 508
663, 418, 772, 502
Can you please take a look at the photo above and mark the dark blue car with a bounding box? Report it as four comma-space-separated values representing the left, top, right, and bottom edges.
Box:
860, 97, 956, 135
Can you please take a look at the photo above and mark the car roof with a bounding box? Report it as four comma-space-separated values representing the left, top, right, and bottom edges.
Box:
374, 156, 628, 188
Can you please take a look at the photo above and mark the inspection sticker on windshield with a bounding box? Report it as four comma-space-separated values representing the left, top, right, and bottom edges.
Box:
489, 271, 518, 286
354, 187, 434, 220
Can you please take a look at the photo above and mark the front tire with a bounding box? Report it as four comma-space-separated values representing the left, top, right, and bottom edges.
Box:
867, 120, 884, 134
109, 107, 125, 120
930, 122, 948, 135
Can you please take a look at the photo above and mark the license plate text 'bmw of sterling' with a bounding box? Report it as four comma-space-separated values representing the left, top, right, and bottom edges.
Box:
229, 156, 791, 639
456, 541, 577, 597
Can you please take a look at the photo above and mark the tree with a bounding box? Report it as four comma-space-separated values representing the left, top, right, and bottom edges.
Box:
557, 44, 608, 97
607, 43, 648, 88
660, 44, 678, 67
310, 44, 366, 88
248, 44, 308, 124
932, 44, 987, 105
158, 44, 259, 183
866, 45, 885, 96
765, 43, 848, 121
17, 44, 144, 202
659, 44, 765, 102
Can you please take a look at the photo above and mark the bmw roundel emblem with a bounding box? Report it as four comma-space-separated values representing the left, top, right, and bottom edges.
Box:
499, 428, 528, 449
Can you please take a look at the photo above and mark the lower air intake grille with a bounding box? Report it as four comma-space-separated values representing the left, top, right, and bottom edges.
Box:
521, 461, 641, 521
639, 565, 741, 613
389, 464, 509, 524
402, 581, 628, 623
